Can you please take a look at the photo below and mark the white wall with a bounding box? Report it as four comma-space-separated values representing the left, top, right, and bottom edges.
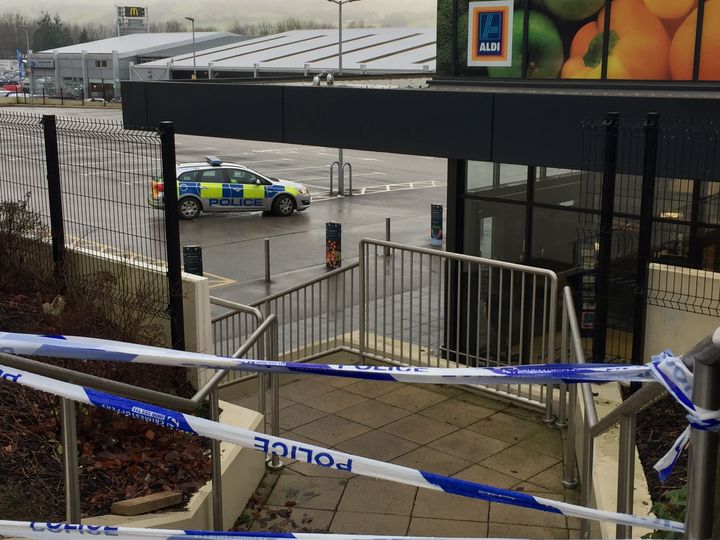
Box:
644, 263, 720, 358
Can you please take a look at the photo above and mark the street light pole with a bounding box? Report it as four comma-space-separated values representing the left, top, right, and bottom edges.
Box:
20, 25, 33, 100
327, 0, 362, 76
327, 0, 361, 195
184, 17, 197, 80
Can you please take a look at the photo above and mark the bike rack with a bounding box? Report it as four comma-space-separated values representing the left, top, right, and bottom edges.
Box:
329, 161, 353, 196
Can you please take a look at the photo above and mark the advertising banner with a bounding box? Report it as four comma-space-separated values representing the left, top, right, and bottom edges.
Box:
430, 204, 443, 246
439, 0, 717, 81
16, 49, 24, 80
326, 222, 341, 270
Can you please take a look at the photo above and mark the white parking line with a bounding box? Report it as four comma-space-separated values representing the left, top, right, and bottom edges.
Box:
238, 158, 294, 165
261, 165, 331, 173
252, 148, 300, 153
301, 171, 386, 181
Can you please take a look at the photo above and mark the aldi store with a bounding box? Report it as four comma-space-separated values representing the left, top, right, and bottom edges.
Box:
123, 0, 720, 364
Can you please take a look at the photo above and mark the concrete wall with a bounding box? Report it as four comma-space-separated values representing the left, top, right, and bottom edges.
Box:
644, 263, 720, 358
65, 246, 212, 354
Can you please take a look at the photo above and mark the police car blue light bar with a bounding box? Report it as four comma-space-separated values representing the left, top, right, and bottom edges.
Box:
0, 332, 655, 385
0, 362, 683, 534
0, 520, 621, 540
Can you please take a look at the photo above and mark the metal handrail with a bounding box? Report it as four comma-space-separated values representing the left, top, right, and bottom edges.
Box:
251, 262, 359, 306
562, 284, 720, 539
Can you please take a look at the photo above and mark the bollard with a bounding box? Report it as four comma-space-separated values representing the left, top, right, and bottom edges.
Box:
182, 245, 204, 276
384, 217, 391, 257
326, 222, 341, 270
264, 238, 271, 283
430, 204, 443, 246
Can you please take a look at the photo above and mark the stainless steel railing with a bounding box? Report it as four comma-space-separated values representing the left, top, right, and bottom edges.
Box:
561, 284, 720, 539
359, 238, 558, 411
210, 296, 265, 386
251, 262, 360, 361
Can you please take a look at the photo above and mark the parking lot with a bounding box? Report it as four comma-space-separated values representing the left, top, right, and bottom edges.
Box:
4, 106, 447, 305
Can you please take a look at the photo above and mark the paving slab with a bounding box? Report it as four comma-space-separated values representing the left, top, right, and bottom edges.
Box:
376, 385, 450, 412
308, 390, 369, 414
412, 489, 489, 521
336, 399, 413, 428
481, 445, 561, 481
518, 428, 564, 459
330, 512, 410, 535
338, 478, 417, 515
248, 506, 335, 533
488, 522, 570, 539
467, 411, 545, 444
391, 446, 472, 476
344, 379, 398, 398
428, 429, 510, 462
279, 403, 329, 430
292, 415, 372, 447
265, 475, 347, 511
407, 517, 488, 537
280, 380, 332, 402
420, 398, 496, 428
380, 413, 457, 445
335, 429, 418, 462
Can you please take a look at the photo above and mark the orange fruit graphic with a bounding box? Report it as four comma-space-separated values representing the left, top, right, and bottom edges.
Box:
643, 0, 695, 19
671, 1, 720, 80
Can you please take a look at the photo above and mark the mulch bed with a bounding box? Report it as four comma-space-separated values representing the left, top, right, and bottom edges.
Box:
0, 275, 211, 521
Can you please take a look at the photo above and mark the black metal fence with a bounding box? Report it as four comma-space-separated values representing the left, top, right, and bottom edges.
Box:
578, 113, 720, 363
0, 111, 183, 347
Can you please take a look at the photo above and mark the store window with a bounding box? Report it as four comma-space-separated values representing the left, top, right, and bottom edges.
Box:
467, 161, 527, 200
464, 199, 526, 262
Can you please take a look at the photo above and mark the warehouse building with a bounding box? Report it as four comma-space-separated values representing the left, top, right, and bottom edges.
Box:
28, 32, 248, 98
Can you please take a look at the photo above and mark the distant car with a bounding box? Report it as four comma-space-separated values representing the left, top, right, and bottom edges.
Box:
148, 156, 311, 220
84, 97, 106, 104
2, 92, 27, 98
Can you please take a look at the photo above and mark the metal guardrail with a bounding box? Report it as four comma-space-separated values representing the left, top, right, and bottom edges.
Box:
359, 238, 558, 412
560, 285, 720, 539
251, 262, 360, 361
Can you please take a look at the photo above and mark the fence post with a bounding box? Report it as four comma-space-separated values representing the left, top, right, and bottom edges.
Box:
631, 112, 659, 369
264, 238, 271, 283
159, 121, 185, 351
60, 398, 81, 523
208, 387, 224, 529
685, 327, 720, 540
42, 115, 65, 286
592, 112, 620, 363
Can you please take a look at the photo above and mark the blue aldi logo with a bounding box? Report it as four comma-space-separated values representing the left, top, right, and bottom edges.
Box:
467, 1, 513, 67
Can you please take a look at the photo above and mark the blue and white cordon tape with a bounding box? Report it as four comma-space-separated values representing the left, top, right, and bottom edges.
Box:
0, 332, 654, 385
649, 350, 720, 481
1, 520, 599, 540
0, 360, 682, 534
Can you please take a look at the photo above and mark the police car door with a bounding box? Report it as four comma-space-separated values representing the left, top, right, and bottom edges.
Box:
196, 168, 226, 212
225, 169, 266, 211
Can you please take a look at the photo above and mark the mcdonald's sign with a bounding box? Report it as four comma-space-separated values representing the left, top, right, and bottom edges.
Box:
123, 6, 145, 17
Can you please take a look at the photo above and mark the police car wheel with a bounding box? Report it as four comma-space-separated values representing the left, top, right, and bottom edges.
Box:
178, 198, 201, 220
272, 195, 295, 217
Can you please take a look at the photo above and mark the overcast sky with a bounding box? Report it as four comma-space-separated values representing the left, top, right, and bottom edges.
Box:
0, 0, 437, 28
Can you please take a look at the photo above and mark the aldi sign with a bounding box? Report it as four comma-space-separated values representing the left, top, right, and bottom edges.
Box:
467, 1, 513, 67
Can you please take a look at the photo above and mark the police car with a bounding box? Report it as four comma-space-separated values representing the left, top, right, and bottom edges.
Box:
148, 156, 311, 220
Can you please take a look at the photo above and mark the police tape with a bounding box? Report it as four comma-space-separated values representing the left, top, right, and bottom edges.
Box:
0, 332, 654, 385
649, 351, 720, 481
0, 520, 619, 540
0, 362, 682, 534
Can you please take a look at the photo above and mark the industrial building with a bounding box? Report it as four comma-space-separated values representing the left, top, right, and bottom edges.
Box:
28, 32, 248, 99
129, 28, 436, 81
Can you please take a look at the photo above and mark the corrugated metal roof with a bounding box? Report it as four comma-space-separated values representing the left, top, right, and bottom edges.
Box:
137, 28, 436, 74
41, 32, 243, 57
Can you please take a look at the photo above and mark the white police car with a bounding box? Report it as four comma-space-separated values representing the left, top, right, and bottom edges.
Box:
149, 156, 311, 220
